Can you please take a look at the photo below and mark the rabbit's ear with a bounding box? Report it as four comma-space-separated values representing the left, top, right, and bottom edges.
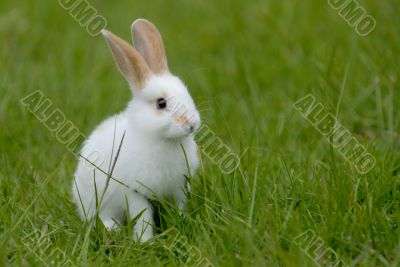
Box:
131, 19, 168, 74
102, 29, 151, 89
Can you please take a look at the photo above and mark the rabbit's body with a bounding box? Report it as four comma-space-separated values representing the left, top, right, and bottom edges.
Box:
73, 110, 198, 239
71, 19, 201, 241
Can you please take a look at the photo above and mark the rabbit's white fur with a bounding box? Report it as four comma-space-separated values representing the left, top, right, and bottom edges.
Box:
71, 20, 200, 242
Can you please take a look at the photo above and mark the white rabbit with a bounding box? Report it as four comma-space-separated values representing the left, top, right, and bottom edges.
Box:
71, 19, 201, 242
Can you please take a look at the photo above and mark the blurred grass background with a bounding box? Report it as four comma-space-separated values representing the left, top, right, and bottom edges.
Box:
0, 0, 399, 266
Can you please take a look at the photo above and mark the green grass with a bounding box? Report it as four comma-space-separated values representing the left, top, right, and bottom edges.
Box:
1, 0, 400, 266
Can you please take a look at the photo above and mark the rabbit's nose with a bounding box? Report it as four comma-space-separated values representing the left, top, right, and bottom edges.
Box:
175, 115, 189, 125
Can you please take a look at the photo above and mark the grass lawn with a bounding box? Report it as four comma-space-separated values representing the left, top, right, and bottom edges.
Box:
1, 0, 399, 266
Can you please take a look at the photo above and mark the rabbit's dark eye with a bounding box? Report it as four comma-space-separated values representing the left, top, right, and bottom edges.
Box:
156, 98, 167, 109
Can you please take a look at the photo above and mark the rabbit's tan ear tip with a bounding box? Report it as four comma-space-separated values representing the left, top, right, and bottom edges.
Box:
131, 18, 152, 29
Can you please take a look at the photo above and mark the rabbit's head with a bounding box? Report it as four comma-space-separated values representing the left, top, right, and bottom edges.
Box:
102, 19, 200, 140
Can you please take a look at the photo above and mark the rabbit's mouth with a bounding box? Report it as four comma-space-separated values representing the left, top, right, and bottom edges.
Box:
162, 123, 195, 140
181, 124, 195, 135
